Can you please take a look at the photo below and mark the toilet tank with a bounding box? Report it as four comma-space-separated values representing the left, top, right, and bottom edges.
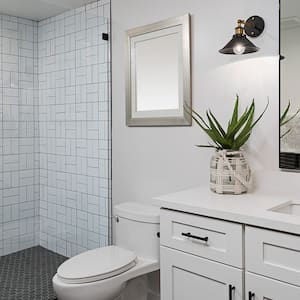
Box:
114, 202, 160, 261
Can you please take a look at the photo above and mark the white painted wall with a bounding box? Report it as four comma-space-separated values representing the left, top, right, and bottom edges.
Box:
112, 0, 285, 298
112, 0, 280, 207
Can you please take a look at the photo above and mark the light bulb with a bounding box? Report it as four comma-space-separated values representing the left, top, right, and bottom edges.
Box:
233, 44, 246, 55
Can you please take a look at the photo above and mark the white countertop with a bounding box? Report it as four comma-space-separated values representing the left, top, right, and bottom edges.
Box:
153, 185, 300, 235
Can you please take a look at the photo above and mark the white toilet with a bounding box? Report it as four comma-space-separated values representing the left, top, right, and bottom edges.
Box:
52, 202, 160, 300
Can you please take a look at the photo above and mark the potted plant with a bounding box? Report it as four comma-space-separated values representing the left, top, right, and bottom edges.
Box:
190, 95, 268, 195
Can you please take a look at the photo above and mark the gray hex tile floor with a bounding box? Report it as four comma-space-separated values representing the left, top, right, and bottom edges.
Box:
0, 246, 67, 300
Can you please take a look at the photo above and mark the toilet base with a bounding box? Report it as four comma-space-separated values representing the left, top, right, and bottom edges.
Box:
53, 257, 159, 300
53, 274, 125, 300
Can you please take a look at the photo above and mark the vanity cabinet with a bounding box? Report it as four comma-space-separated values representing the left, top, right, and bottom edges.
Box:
160, 208, 300, 300
161, 246, 243, 300
246, 272, 300, 299
160, 209, 243, 267
245, 226, 300, 287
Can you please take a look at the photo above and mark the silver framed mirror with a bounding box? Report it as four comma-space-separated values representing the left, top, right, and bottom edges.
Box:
280, 0, 300, 169
126, 14, 191, 126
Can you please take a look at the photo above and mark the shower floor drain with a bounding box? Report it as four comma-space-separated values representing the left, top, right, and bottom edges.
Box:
0, 246, 66, 300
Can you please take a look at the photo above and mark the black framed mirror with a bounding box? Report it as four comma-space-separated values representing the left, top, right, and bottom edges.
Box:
280, 0, 300, 170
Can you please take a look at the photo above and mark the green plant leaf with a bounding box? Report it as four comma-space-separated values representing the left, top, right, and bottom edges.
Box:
281, 108, 300, 126
191, 115, 222, 148
234, 100, 268, 149
206, 111, 230, 147
231, 95, 239, 127
234, 132, 252, 150
187, 95, 268, 151
227, 102, 254, 139
191, 115, 210, 132
280, 101, 291, 125
206, 129, 226, 148
233, 106, 255, 148
195, 144, 218, 148
249, 99, 269, 130
208, 110, 226, 136
280, 128, 292, 138
184, 103, 210, 129
192, 109, 210, 128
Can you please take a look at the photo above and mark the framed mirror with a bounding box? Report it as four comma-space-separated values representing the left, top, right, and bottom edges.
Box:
280, 0, 300, 169
126, 14, 191, 126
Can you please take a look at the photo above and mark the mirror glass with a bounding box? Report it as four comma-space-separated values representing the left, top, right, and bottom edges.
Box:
126, 14, 191, 126
280, 0, 300, 169
135, 29, 180, 112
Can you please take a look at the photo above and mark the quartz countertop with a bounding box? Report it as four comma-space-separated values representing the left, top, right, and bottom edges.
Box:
153, 185, 300, 235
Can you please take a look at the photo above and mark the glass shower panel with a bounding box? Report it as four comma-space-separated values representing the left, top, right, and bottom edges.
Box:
0, 0, 111, 257
38, 4, 111, 257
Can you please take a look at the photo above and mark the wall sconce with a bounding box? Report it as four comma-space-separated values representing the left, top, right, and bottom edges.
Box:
219, 16, 265, 55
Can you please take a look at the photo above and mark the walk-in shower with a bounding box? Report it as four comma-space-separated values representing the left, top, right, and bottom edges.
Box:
0, 0, 111, 298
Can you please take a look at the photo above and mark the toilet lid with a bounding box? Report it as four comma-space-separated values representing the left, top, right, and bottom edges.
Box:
57, 246, 137, 284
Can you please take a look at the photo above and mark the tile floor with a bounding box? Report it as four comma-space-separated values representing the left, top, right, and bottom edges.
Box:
0, 246, 66, 300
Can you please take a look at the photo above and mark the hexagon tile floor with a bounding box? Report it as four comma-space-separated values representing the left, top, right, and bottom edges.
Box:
0, 246, 67, 300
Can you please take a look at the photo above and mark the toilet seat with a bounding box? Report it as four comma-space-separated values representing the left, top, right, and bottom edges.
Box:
57, 246, 137, 284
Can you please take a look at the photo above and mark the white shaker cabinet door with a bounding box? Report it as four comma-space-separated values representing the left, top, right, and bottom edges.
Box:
161, 246, 243, 300
246, 272, 300, 300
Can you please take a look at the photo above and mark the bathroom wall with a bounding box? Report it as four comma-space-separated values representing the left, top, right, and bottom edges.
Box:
112, 0, 279, 298
0, 15, 40, 256
38, 0, 111, 257
112, 0, 279, 207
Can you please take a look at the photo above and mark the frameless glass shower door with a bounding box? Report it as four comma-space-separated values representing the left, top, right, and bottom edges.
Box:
0, 0, 111, 257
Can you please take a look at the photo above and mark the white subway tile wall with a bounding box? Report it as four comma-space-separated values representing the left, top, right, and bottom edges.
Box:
0, 0, 111, 257
0, 15, 40, 256
38, 0, 111, 257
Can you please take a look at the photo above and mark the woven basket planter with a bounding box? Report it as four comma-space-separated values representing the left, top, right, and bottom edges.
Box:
210, 150, 252, 195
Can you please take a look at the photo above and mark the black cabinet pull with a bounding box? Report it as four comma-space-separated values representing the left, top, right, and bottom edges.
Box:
181, 232, 208, 242
229, 284, 235, 300
248, 291, 255, 300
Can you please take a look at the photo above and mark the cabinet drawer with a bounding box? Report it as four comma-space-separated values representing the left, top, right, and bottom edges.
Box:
160, 209, 243, 268
161, 246, 243, 300
246, 226, 300, 286
246, 272, 300, 300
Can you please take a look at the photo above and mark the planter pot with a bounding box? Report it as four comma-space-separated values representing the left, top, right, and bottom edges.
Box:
210, 150, 252, 195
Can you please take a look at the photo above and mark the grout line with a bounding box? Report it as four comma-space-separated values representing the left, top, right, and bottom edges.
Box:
0, 0, 112, 256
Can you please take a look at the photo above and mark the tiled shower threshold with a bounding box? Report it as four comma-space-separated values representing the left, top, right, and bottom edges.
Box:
0, 246, 66, 300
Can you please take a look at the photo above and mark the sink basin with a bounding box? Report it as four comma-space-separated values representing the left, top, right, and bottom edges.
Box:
270, 202, 300, 216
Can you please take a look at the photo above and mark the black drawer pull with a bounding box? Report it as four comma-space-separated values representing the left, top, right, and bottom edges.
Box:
229, 285, 235, 300
181, 232, 208, 242
248, 291, 255, 300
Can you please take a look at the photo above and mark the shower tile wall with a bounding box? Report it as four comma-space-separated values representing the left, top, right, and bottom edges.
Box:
0, 16, 40, 255
38, 1, 111, 257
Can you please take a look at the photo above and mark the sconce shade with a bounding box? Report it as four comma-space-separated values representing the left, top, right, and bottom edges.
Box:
219, 34, 259, 55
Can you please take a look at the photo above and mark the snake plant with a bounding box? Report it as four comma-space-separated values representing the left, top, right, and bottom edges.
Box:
189, 95, 268, 150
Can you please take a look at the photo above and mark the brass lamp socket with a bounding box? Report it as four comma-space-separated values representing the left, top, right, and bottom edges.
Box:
235, 19, 245, 35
